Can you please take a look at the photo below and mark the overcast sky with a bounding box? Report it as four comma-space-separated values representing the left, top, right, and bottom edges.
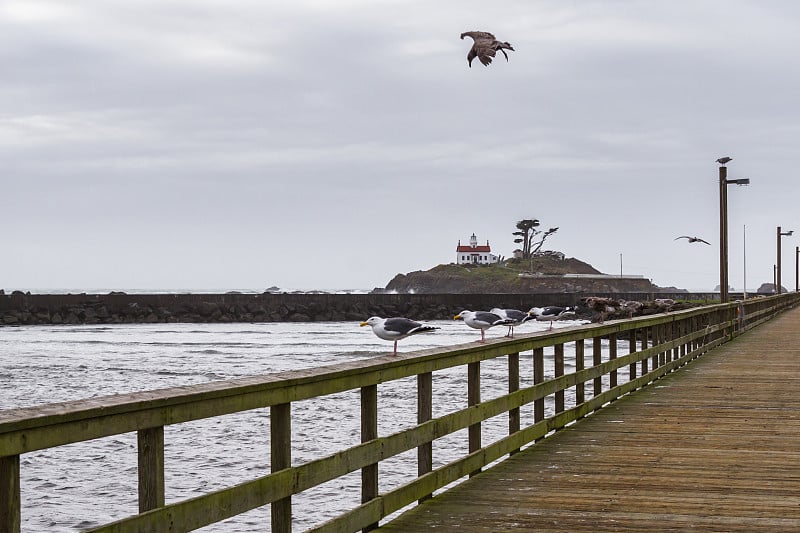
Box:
3, 1, 800, 292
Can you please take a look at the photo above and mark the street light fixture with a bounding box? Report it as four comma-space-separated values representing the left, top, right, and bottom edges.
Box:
796, 246, 799, 293
776, 226, 793, 294
718, 156, 749, 303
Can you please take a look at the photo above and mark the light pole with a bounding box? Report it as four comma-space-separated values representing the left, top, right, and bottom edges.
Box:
717, 157, 749, 303
796, 246, 799, 292
776, 226, 794, 294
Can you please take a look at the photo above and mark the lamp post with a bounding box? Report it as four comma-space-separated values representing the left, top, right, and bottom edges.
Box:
776, 226, 794, 294
796, 246, 799, 292
717, 157, 749, 303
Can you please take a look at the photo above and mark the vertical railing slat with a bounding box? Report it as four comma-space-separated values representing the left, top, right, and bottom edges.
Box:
417, 372, 433, 502
361, 385, 379, 532
609, 334, 618, 389
575, 340, 585, 407
468, 361, 481, 477
533, 347, 545, 426
0, 454, 20, 533
137, 427, 165, 513
592, 337, 602, 398
271, 403, 292, 533
508, 353, 520, 455
628, 329, 637, 384
554, 344, 565, 414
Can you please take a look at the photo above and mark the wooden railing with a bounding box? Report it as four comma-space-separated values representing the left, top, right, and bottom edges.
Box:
1, 293, 798, 532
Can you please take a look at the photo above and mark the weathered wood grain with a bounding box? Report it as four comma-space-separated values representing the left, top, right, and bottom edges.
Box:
378, 305, 800, 532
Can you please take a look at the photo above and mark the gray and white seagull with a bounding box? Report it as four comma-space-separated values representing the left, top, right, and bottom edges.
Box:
360, 316, 439, 355
460, 31, 515, 67
454, 310, 515, 342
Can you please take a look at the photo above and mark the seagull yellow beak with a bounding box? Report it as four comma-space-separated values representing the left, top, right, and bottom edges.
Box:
454, 314, 462, 320
360, 321, 368, 327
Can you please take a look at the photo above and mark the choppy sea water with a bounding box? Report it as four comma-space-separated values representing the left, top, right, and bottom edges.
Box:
0, 318, 602, 532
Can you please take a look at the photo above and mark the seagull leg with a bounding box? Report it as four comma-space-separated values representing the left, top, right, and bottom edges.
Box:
393, 340, 398, 356
548, 321, 553, 331
480, 329, 486, 343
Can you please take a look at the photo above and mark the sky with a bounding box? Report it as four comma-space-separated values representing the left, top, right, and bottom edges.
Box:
3, 1, 800, 293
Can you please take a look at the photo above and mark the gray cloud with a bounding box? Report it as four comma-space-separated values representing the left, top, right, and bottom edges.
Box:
2, 1, 799, 292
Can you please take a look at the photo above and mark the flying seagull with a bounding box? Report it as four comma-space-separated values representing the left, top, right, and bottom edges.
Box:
716, 156, 732, 165
360, 317, 439, 355
675, 235, 711, 245
460, 31, 514, 67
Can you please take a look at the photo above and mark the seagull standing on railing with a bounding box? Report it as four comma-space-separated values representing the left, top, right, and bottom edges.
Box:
454, 310, 515, 342
490, 308, 533, 338
528, 306, 577, 330
360, 317, 439, 355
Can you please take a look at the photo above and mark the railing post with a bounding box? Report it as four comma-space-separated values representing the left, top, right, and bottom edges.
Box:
608, 334, 618, 389
0, 455, 20, 533
533, 347, 544, 426
137, 427, 165, 513
650, 326, 659, 370
575, 340, 585, 407
628, 329, 637, 383
271, 403, 292, 533
592, 337, 602, 399
554, 344, 565, 414
641, 326, 649, 376
508, 353, 520, 454
468, 361, 481, 476
417, 372, 433, 501
361, 385, 379, 531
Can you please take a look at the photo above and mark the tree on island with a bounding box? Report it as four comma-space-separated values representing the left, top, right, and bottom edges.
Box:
513, 219, 559, 259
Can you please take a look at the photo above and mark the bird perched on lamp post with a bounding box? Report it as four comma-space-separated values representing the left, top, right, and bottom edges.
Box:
460, 31, 515, 67
716, 156, 732, 165
674, 235, 711, 245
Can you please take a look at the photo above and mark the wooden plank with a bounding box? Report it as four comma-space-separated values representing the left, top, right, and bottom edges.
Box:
0, 455, 20, 533
137, 427, 164, 513
377, 306, 800, 532
554, 343, 565, 413
416, 372, 432, 502
271, 403, 291, 533
467, 361, 480, 477
361, 385, 378, 532
507, 353, 520, 454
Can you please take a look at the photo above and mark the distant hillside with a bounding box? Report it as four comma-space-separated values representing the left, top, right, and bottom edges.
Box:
379, 256, 685, 294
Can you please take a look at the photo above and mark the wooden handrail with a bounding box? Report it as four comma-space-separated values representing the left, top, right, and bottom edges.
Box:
1, 294, 798, 533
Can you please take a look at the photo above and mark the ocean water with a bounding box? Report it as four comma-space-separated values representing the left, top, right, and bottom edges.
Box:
0, 317, 598, 532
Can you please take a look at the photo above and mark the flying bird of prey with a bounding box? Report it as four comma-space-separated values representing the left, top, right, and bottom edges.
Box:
716, 156, 732, 165
675, 235, 711, 245
460, 31, 515, 67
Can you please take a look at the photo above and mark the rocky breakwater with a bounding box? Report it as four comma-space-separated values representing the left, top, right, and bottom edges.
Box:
0, 292, 460, 326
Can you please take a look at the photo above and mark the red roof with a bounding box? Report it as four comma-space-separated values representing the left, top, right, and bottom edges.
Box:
456, 245, 491, 253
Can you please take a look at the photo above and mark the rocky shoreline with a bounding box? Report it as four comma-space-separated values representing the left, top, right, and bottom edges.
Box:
0, 291, 716, 326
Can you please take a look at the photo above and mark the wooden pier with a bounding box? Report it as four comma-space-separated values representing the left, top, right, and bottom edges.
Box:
379, 304, 800, 532
1, 294, 799, 532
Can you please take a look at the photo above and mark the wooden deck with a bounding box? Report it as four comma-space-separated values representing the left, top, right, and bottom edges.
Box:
378, 306, 800, 532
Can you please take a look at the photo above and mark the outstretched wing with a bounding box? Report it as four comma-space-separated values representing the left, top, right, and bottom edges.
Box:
460, 31, 496, 42
674, 236, 690, 241
696, 238, 711, 245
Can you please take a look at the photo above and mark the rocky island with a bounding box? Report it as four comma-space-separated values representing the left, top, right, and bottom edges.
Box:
378, 255, 686, 294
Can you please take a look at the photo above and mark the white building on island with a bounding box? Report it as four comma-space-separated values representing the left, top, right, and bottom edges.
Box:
456, 233, 499, 265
